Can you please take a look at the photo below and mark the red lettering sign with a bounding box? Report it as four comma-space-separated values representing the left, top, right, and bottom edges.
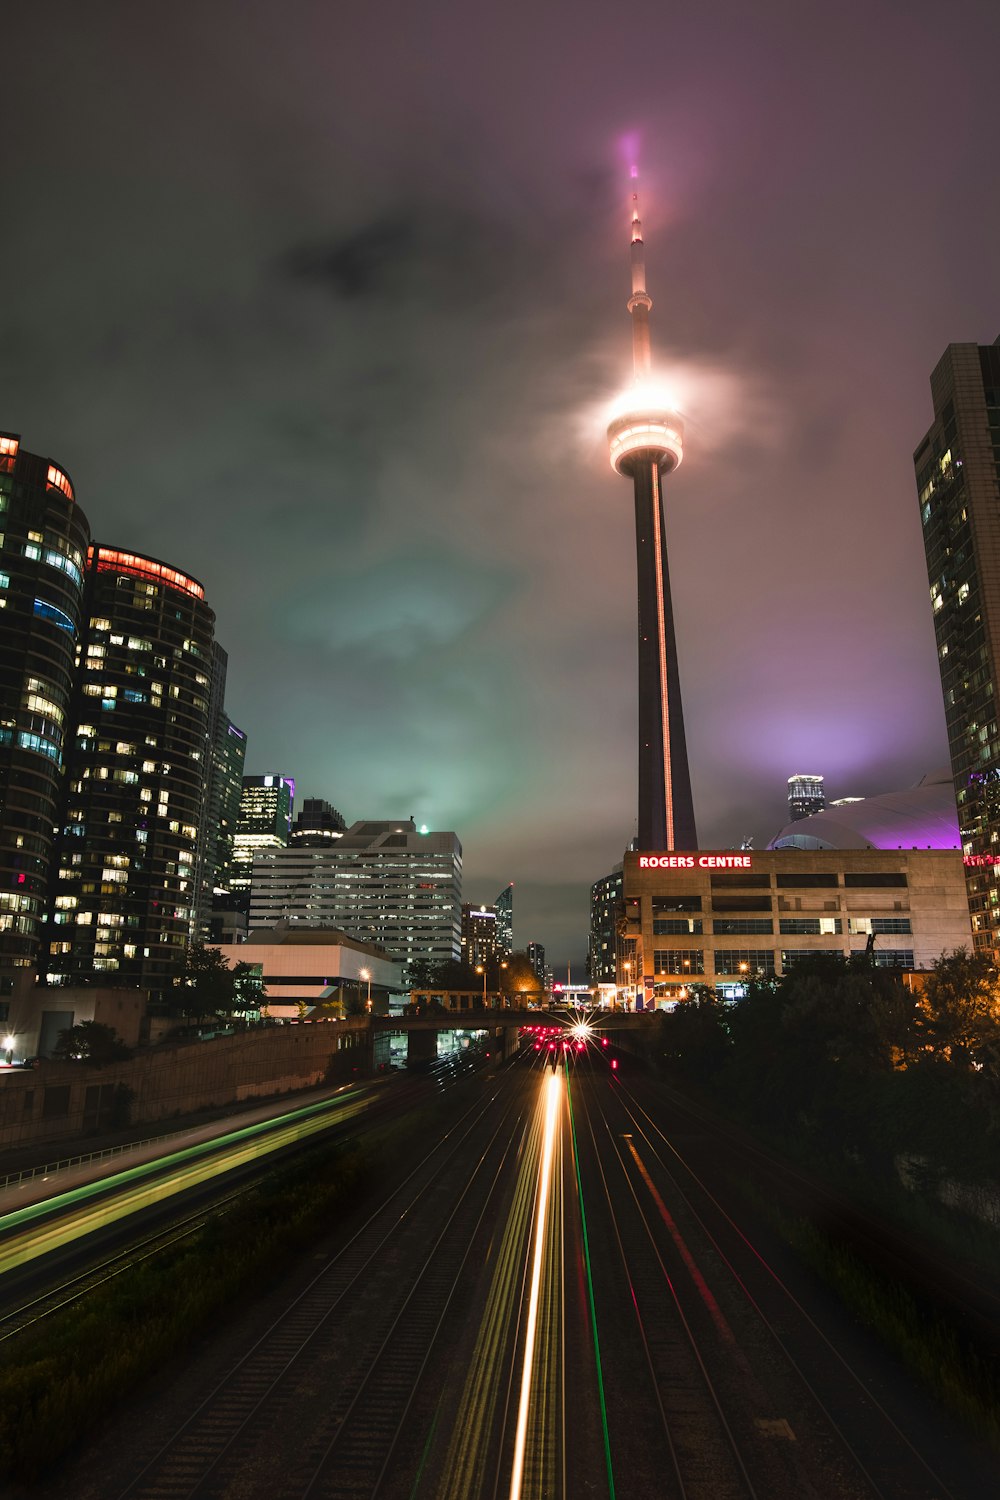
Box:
637, 853, 752, 870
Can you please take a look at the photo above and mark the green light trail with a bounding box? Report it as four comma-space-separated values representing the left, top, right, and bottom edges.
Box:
565, 1063, 616, 1500
0, 1088, 368, 1274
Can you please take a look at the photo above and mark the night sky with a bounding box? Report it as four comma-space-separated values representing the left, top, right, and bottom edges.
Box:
3, 2, 999, 970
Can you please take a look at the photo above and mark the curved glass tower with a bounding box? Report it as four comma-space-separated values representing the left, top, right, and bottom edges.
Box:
47, 548, 216, 994
0, 434, 90, 976
607, 172, 697, 850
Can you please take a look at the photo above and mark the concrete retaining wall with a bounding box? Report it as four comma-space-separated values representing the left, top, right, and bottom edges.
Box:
0, 1019, 372, 1152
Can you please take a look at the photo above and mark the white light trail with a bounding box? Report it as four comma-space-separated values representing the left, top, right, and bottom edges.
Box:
508, 1070, 561, 1500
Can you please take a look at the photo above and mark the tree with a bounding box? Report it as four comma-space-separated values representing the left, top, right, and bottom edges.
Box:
52, 1020, 132, 1066
917, 948, 1000, 1075
502, 951, 544, 1004
231, 961, 266, 1019
170, 944, 262, 1024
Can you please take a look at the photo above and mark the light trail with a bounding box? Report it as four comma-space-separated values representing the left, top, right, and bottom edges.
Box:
0, 1091, 369, 1276
508, 1070, 561, 1500
565, 1063, 616, 1499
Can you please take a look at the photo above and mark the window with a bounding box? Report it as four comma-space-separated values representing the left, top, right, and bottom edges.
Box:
780, 917, 842, 935
713, 918, 773, 935
33, 598, 75, 632
781, 949, 845, 966
848, 916, 912, 935
712, 897, 772, 912
653, 918, 703, 935
652, 949, 704, 974
652, 896, 702, 913
709, 874, 771, 889
776, 873, 838, 888
713, 949, 776, 976
844, 873, 907, 888
873, 949, 914, 969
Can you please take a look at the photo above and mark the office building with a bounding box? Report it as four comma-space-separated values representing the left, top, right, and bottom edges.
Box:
606, 169, 696, 850
461, 902, 500, 969
218, 922, 400, 1019
249, 819, 462, 974
195, 642, 246, 936
231, 774, 294, 909
589, 864, 624, 984
0, 434, 91, 981
494, 882, 514, 957
622, 847, 972, 1006
915, 339, 1000, 955
290, 797, 347, 846
787, 774, 825, 823
47, 546, 216, 992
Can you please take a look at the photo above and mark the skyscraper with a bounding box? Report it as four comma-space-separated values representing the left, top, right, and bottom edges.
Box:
494, 882, 514, 957
47, 547, 216, 991
915, 338, 1000, 954
461, 902, 500, 968
0, 435, 90, 981
787, 774, 825, 823
231, 774, 295, 910
607, 169, 697, 851
195, 641, 247, 936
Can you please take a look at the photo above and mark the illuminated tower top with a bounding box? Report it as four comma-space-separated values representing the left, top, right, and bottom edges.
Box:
607, 167, 684, 477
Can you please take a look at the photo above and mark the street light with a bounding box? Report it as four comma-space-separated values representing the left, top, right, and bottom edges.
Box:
476, 964, 487, 1005
359, 967, 372, 1012
623, 960, 632, 1010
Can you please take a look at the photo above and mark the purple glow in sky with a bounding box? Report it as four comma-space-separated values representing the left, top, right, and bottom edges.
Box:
2, 1, 998, 966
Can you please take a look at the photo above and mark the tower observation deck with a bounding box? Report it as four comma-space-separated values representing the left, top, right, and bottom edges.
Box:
607, 168, 697, 851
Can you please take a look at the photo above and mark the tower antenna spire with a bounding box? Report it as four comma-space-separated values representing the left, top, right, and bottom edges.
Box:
628, 164, 653, 377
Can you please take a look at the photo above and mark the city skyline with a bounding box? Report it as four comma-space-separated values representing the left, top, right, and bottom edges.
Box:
3, 2, 1000, 966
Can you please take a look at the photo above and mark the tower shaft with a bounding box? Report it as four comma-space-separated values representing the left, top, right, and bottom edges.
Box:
632, 457, 697, 849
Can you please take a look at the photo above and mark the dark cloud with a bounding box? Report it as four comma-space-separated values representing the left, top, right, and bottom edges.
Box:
2, 0, 998, 966
281, 216, 418, 299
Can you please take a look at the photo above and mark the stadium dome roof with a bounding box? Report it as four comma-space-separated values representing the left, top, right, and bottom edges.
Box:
767, 769, 960, 851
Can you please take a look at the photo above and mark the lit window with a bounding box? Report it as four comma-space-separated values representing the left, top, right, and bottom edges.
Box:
46, 465, 74, 501
33, 599, 75, 632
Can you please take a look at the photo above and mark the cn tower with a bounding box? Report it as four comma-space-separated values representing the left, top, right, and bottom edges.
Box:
607, 166, 697, 851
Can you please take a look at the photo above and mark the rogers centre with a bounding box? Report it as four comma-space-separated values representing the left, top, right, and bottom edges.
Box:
620, 848, 973, 1007
638, 854, 752, 870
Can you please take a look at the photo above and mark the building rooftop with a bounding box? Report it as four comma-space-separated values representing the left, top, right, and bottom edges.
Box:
767, 770, 959, 851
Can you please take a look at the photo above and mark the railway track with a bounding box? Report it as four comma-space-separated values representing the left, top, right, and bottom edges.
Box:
573, 1065, 987, 1499
108, 1075, 530, 1500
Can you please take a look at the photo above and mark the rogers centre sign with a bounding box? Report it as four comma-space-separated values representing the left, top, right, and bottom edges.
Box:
637, 854, 752, 869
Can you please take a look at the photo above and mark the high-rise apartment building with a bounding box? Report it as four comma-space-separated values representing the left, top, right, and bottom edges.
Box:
249, 819, 461, 974
589, 864, 624, 983
47, 547, 216, 992
0, 435, 90, 980
526, 941, 546, 985
916, 338, 1000, 954
231, 774, 294, 909
606, 170, 697, 850
787, 774, 825, 823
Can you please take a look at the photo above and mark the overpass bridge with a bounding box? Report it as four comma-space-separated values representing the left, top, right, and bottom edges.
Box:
369, 1008, 657, 1066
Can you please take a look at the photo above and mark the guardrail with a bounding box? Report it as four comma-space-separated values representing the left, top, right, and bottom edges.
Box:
0, 1124, 201, 1194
